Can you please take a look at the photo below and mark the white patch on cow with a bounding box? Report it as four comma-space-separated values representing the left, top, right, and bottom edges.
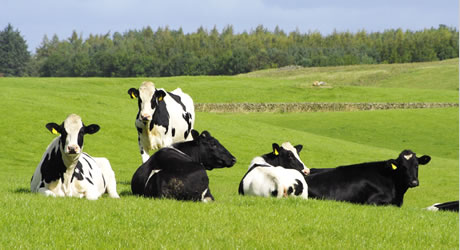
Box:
426, 203, 440, 211
241, 157, 308, 199
138, 81, 156, 121
201, 188, 209, 202
281, 142, 310, 175
62, 114, 84, 154
145, 169, 162, 190
404, 154, 414, 160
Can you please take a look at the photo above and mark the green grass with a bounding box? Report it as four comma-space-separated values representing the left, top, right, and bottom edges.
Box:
0, 60, 458, 248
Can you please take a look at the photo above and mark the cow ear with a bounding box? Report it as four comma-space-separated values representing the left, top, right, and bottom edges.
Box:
128, 88, 139, 99
84, 124, 100, 135
155, 89, 167, 102
46, 123, 61, 135
191, 130, 200, 140
272, 143, 280, 156
418, 155, 431, 165
294, 144, 303, 153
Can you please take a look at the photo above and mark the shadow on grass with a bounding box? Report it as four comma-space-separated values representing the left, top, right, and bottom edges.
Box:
13, 187, 31, 194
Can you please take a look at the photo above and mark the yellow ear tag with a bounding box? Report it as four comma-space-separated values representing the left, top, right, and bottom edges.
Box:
274, 149, 279, 156
131, 93, 136, 99
52, 128, 59, 135
391, 164, 397, 170
158, 96, 163, 101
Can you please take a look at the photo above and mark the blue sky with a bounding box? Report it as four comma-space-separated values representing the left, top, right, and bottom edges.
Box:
2, 0, 458, 52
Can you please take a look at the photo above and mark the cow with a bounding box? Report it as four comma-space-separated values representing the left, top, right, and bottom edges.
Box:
128, 81, 195, 163
131, 130, 236, 202
238, 142, 309, 199
426, 201, 459, 212
30, 114, 119, 200
306, 150, 431, 207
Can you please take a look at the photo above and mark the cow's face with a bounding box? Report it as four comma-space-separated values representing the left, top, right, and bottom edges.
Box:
46, 114, 100, 156
191, 130, 236, 170
128, 82, 166, 123
263, 143, 310, 175
392, 150, 431, 188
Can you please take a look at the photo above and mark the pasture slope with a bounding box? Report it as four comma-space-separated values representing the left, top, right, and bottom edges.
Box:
0, 59, 458, 248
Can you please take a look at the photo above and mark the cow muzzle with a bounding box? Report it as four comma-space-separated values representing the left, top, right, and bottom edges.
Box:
302, 168, 310, 175
409, 180, 419, 187
140, 114, 151, 123
67, 145, 80, 155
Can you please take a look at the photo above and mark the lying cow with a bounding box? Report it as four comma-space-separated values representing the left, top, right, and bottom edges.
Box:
30, 114, 119, 200
238, 142, 309, 199
426, 201, 459, 212
128, 81, 195, 163
306, 150, 431, 206
131, 130, 236, 202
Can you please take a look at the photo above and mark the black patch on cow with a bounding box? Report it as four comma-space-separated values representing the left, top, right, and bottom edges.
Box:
40, 181, 45, 188
102, 175, 106, 189
40, 145, 66, 184
83, 156, 93, 170
287, 187, 294, 195
172, 128, 176, 137
137, 127, 143, 134
86, 177, 94, 185
71, 162, 84, 182
271, 189, 278, 197
167, 92, 186, 111
183, 113, 192, 139
293, 179, 304, 196
152, 100, 169, 134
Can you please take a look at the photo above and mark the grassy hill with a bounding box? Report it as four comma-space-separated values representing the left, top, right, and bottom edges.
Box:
0, 59, 458, 248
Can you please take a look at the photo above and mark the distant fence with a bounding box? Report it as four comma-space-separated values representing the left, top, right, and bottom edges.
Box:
195, 102, 459, 113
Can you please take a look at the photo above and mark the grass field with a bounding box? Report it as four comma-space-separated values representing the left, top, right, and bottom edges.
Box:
0, 59, 458, 248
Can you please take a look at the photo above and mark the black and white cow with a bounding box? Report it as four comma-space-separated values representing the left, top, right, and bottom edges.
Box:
306, 150, 431, 206
238, 142, 309, 199
128, 81, 195, 163
131, 130, 236, 202
426, 201, 459, 212
30, 114, 119, 200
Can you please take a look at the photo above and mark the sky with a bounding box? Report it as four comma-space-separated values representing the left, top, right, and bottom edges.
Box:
1, 0, 459, 52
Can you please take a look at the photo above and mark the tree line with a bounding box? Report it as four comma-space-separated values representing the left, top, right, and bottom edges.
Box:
0, 24, 458, 77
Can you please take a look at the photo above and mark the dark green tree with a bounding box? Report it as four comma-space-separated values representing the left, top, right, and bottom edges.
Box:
0, 24, 31, 76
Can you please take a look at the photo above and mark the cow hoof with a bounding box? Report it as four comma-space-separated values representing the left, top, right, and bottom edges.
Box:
202, 197, 214, 203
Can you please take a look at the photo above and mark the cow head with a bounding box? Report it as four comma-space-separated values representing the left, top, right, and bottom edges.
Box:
46, 114, 100, 157
262, 142, 310, 175
191, 130, 236, 170
389, 150, 431, 188
128, 81, 167, 123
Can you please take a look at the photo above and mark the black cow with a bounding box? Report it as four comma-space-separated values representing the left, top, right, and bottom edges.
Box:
306, 150, 431, 206
131, 130, 236, 202
427, 201, 459, 212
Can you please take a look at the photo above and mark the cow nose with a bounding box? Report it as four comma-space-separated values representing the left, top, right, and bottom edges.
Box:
303, 168, 310, 175
231, 157, 237, 165
141, 114, 151, 122
67, 145, 80, 154
411, 180, 419, 187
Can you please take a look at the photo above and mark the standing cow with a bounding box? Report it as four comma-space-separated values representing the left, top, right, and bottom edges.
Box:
238, 142, 310, 199
306, 150, 431, 206
30, 114, 119, 200
128, 81, 195, 163
131, 130, 236, 202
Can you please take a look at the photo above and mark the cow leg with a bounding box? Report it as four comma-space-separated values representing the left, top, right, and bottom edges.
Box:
95, 157, 120, 199
38, 187, 57, 197
367, 193, 393, 206
138, 134, 150, 163
202, 188, 214, 203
